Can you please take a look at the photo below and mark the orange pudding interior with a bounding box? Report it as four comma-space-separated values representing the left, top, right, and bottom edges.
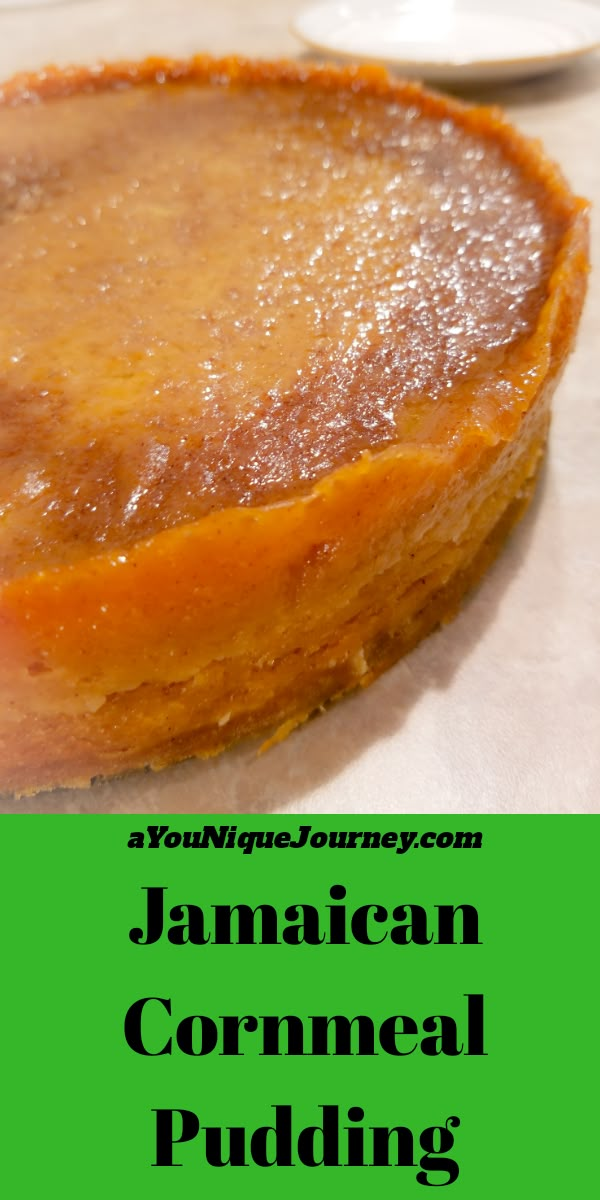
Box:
0, 59, 588, 795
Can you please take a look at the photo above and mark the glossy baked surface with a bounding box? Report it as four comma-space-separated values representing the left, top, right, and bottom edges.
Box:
0, 62, 570, 578
0, 58, 588, 796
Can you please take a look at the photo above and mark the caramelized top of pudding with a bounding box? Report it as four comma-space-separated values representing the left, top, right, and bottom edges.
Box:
0, 62, 571, 578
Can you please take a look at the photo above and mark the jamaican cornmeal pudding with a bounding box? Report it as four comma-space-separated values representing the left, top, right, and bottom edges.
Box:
0, 57, 589, 795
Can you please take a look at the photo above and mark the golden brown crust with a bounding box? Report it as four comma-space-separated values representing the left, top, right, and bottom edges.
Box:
0, 54, 587, 238
0, 56, 590, 796
0, 53, 586, 210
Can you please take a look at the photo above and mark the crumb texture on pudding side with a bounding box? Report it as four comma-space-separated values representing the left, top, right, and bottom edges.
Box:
0, 57, 589, 795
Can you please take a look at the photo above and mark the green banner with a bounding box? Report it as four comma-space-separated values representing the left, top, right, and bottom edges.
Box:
0, 816, 595, 1195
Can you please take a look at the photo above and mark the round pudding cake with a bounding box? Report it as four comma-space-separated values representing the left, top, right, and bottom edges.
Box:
0, 57, 589, 795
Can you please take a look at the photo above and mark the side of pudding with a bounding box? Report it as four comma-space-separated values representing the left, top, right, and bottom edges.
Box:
0, 57, 589, 795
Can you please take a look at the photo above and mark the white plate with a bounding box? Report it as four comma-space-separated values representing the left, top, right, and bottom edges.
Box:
292, 0, 600, 82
